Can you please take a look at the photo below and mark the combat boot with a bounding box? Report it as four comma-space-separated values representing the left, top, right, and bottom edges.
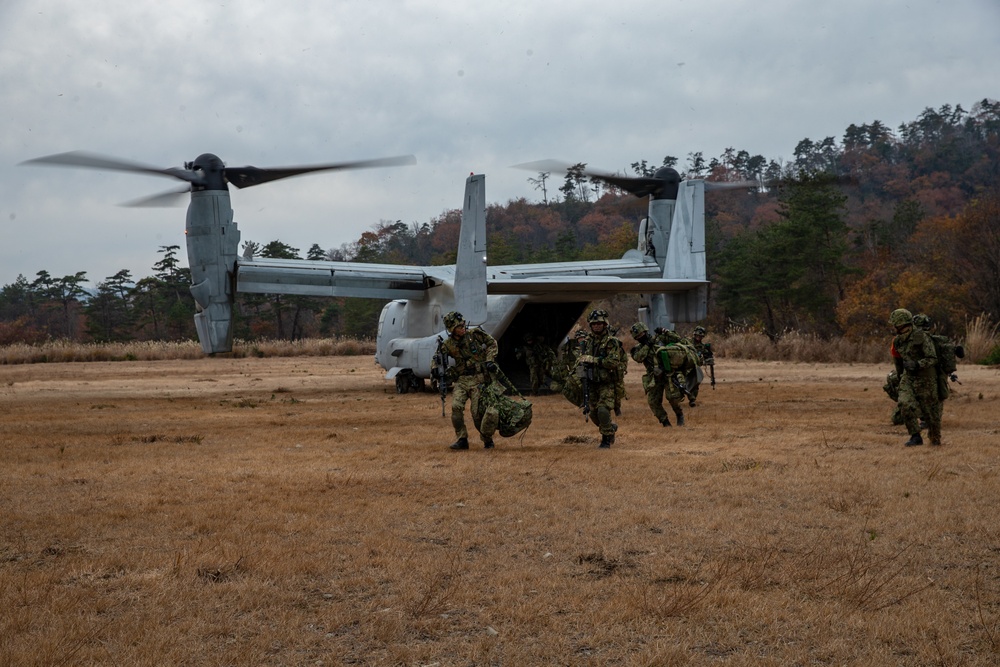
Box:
449, 437, 469, 450
660, 417, 672, 427
483, 437, 495, 449
904, 433, 923, 447
688, 399, 697, 407
599, 433, 612, 448
676, 412, 685, 427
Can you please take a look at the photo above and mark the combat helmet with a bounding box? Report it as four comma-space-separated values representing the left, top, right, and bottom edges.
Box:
889, 308, 913, 328
587, 309, 610, 324
912, 313, 931, 330
630, 322, 649, 338
443, 311, 466, 333
574, 329, 588, 339
693, 325, 707, 336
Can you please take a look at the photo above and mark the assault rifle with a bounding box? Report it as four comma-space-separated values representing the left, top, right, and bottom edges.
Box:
672, 373, 695, 402
433, 336, 449, 417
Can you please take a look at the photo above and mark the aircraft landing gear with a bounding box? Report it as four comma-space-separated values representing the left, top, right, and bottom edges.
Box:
394, 371, 426, 394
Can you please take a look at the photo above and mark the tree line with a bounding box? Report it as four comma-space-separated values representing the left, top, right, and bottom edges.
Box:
1, 99, 997, 346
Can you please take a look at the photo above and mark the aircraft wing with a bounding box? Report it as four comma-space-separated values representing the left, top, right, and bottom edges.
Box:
486, 276, 707, 297
236, 257, 440, 299
484, 252, 705, 298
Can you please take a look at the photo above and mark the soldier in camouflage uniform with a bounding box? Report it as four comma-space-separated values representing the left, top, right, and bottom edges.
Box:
439, 311, 500, 450
629, 322, 685, 426
890, 308, 942, 446
551, 329, 586, 394
688, 326, 714, 407
607, 326, 628, 415
576, 309, 627, 448
515, 332, 556, 395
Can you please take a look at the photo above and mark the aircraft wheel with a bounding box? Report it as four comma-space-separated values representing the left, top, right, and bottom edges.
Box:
395, 374, 410, 394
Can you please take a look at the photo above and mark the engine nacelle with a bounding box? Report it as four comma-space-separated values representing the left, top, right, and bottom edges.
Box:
186, 190, 240, 353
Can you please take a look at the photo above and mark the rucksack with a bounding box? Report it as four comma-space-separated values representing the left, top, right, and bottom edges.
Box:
928, 333, 963, 376
473, 381, 534, 438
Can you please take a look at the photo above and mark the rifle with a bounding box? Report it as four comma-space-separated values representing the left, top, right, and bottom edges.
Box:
708, 360, 716, 389
672, 373, 695, 402
433, 336, 449, 417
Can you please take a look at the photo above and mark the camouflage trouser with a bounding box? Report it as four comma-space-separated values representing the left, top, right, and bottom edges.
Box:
615, 376, 626, 411
899, 372, 941, 442
528, 363, 545, 393
470, 392, 499, 441
451, 374, 495, 443
587, 382, 618, 436
642, 374, 682, 424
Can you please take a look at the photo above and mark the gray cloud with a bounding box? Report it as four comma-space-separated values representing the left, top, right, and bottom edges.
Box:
1, 0, 997, 285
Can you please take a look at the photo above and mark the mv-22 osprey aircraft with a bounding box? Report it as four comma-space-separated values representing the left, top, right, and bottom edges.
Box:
24, 152, 731, 392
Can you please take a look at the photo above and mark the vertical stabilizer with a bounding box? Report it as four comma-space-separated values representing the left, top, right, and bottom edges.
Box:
454, 174, 487, 325
643, 179, 708, 330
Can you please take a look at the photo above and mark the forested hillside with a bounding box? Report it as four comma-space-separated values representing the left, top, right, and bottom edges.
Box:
2, 99, 997, 346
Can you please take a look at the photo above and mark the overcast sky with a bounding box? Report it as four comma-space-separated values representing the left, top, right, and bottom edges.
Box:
1, 0, 997, 287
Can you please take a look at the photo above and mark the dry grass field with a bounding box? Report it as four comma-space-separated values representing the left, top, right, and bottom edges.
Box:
1, 355, 998, 666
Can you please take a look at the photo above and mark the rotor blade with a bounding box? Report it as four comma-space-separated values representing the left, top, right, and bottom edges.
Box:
511, 159, 575, 174
225, 154, 417, 189
513, 159, 664, 197
21, 151, 202, 184
120, 185, 192, 207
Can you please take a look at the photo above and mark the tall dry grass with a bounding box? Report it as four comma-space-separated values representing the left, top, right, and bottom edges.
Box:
1, 356, 998, 665
963, 313, 1000, 364
718, 329, 890, 363
0, 336, 375, 365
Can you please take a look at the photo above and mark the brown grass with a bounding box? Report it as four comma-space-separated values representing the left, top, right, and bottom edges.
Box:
0, 337, 375, 365
2, 357, 999, 665
964, 313, 1000, 364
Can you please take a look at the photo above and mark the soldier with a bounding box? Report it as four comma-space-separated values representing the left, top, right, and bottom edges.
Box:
890, 308, 942, 446
515, 332, 556, 395
438, 311, 500, 450
551, 329, 585, 393
688, 325, 714, 406
576, 309, 627, 448
629, 322, 684, 426
609, 326, 629, 416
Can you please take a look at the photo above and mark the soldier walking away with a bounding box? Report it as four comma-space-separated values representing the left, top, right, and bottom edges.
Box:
688, 325, 714, 406
576, 309, 626, 448
629, 322, 684, 426
515, 332, 556, 395
438, 311, 500, 450
890, 308, 942, 447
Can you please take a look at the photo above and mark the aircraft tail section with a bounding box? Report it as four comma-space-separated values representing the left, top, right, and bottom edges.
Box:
454, 174, 487, 325
643, 179, 708, 330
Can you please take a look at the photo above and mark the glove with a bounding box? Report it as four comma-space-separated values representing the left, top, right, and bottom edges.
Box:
578, 354, 596, 365
485, 361, 498, 373
902, 359, 917, 372
445, 367, 459, 382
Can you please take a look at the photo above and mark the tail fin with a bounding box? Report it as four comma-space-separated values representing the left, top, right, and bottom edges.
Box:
454, 174, 487, 325
643, 179, 707, 329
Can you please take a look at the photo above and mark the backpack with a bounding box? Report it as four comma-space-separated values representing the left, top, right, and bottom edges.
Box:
473, 381, 534, 438
655, 342, 698, 375
928, 333, 963, 375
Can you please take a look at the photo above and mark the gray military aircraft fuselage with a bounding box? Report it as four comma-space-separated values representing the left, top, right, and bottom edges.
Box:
23, 152, 712, 392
